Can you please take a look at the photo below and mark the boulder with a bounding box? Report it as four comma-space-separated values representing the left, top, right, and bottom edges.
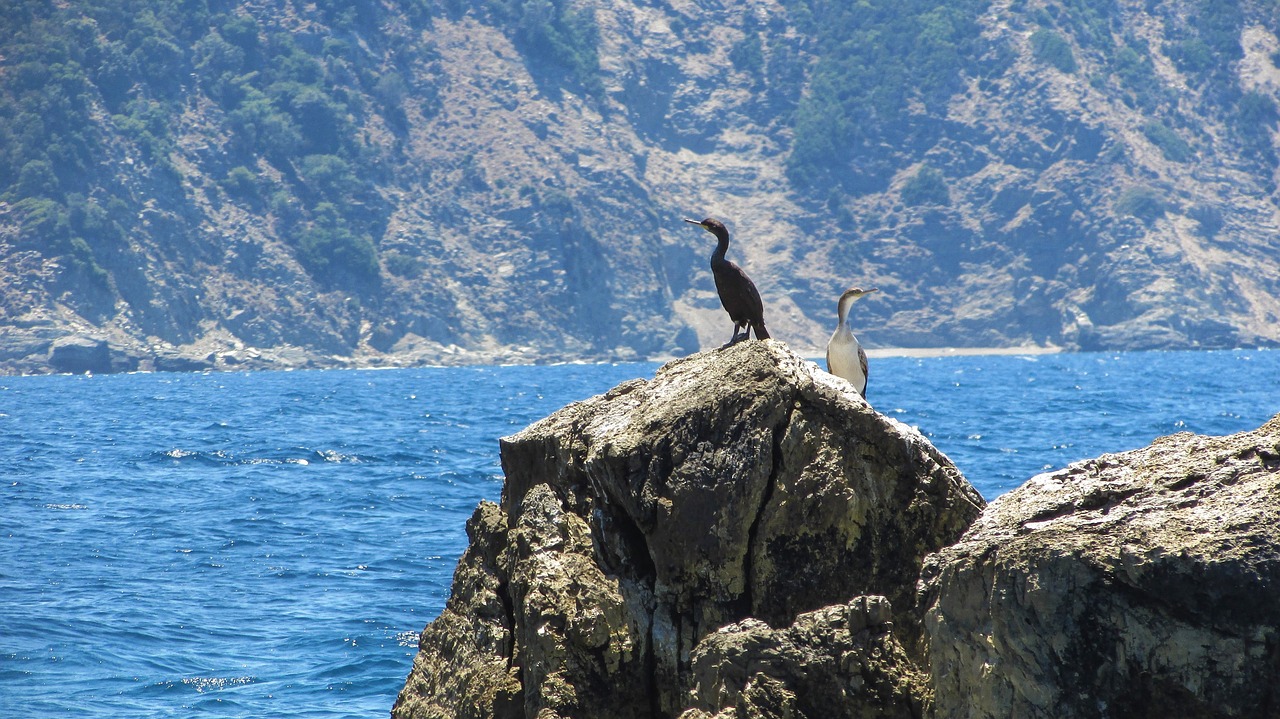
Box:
922, 413, 1280, 719
393, 340, 985, 719
47, 336, 111, 374
678, 596, 924, 719
153, 351, 215, 373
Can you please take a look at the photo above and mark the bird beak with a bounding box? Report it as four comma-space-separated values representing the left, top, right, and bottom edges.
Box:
683, 218, 703, 227
867, 288, 880, 294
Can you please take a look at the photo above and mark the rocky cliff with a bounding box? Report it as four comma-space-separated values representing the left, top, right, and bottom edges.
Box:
393, 340, 1280, 718
4, 1, 1280, 374
392, 340, 985, 718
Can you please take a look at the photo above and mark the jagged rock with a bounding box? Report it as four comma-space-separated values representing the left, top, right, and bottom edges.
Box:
922, 413, 1280, 719
677, 596, 924, 719
108, 346, 143, 373
397, 341, 1280, 719
394, 340, 985, 718
393, 501, 522, 719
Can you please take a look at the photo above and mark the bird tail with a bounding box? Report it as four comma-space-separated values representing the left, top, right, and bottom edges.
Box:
751, 321, 770, 340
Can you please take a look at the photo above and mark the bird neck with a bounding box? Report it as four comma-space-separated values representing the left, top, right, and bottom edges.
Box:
710, 229, 730, 264
837, 296, 855, 326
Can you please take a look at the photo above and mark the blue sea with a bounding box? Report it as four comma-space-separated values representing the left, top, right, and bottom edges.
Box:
2, 349, 1277, 718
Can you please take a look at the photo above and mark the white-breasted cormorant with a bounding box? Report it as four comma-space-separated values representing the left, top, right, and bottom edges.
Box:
684, 217, 771, 344
826, 287, 878, 397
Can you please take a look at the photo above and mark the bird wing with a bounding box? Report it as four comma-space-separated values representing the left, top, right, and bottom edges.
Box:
859, 344, 869, 396
713, 261, 765, 323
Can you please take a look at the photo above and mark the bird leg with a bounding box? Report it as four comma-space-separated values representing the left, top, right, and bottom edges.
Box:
723, 322, 748, 347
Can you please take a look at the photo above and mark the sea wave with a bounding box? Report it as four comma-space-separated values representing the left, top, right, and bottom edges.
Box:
181, 676, 257, 693
147, 447, 383, 466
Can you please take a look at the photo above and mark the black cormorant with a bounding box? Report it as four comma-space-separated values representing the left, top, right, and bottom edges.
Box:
684, 217, 771, 344
826, 287, 878, 397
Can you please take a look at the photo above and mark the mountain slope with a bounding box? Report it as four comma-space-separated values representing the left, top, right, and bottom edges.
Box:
2, 0, 1278, 373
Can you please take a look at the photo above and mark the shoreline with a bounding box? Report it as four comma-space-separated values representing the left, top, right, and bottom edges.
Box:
864, 345, 1063, 358
766, 344, 1064, 361
14, 342, 1277, 377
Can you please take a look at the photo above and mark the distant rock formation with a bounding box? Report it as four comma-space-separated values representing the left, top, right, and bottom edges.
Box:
922, 412, 1280, 718
392, 339, 1280, 718
47, 336, 114, 375
392, 340, 985, 718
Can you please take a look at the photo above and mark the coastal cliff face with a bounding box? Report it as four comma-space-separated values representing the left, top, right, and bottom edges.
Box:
922, 412, 1280, 718
6, 1, 1280, 375
393, 340, 985, 718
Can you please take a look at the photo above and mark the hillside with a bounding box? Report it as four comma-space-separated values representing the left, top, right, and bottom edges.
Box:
2, 0, 1279, 374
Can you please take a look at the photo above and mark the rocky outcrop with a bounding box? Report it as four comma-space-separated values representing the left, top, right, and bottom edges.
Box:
393, 340, 985, 719
395, 336, 1280, 717
47, 336, 113, 375
395, 335, 1280, 718
922, 413, 1280, 719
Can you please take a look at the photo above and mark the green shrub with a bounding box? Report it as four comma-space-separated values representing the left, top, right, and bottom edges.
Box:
227, 92, 302, 160
782, 0, 990, 191
14, 159, 61, 199
284, 86, 345, 154
901, 165, 950, 206
131, 35, 187, 96
14, 197, 70, 247
512, 0, 603, 95
295, 204, 379, 287
1142, 121, 1193, 162
222, 166, 260, 201
298, 154, 357, 199
1031, 29, 1077, 73
1189, 203, 1224, 239
373, 73, 407, 108
1164, 1, 1243, 92
1115, 186, 1166, 221
297, 224, 379, 286
1237, 92, 1279, 133
1112, 42, 1166, 111
1168, 38, 1213, 75
69, 236, 110, 285
730, 34, 765, 75
67, 195, 124, 247
193, 32, 246, 77
220, 14, 260, 51
383, 250, 424, 278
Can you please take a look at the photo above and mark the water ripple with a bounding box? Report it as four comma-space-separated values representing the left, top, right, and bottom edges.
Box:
1, 353, 1276, 718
